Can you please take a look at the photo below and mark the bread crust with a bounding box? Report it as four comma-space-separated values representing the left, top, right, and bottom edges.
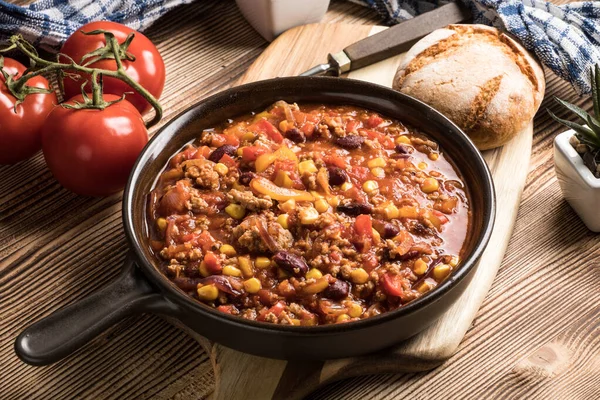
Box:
393, 24, 545, 150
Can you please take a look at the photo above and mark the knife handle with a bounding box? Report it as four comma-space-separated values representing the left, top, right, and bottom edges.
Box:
343, 2, 472, 71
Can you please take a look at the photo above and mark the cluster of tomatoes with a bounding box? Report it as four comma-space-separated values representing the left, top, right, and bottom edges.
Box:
0, 21, 165, 196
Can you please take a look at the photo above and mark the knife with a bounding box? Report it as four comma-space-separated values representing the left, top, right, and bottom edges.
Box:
300, 2, 472, 76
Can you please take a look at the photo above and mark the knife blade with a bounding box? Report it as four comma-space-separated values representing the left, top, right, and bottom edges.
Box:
300, 2, 472, 77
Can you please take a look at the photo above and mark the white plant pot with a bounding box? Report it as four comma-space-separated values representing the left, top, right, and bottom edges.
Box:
236, 0, 330, 41
554, 129, 600, 232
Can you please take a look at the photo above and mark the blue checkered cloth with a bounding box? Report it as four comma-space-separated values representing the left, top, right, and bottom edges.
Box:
1, 0, 600, 94
353, 0, 600, 94
0, 0, 192, 49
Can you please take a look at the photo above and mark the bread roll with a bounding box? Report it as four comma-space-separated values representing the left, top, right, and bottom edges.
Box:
393, 24, 545, 150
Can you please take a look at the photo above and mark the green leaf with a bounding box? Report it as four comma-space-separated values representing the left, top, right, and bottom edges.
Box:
585, 114, 600, 147
554, 97, 591, 123
548, 109, 599, 144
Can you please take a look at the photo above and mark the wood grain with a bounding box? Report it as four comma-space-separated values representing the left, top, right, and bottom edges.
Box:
1, 1, 598, 399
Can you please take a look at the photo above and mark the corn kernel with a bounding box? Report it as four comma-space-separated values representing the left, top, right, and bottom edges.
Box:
232, 181, 245, 191
315, 198, 329, 213
238, 256, 254, 278
432, 264, 452, 281
336, 314, 351, 323
399, 206, 418, 218
225, 203, 246, 219
274, 170, 293, 188
279, 120, 292, 133
255, 257, 272, 269
236, 147, 244, 156
449, 256, 459, 267
396, 135, 411, 145
277, 214, 290, 229
298, 160, 318, 175
306, 268, 323, 280
222, 265, 242, 277
371, 228, 381, 244
197, 284, 219, 301
428, 153, 439, 161
199, 261, 210, 277
348, 303, 363, 318
362, 180, 378, 194
280, 199, 296, 213
303, 277, 329, 294
214, 163, 229, 176
291, 318, 301, 326
383, 204, 399, 219
327, 195, 340, 207
416, 279, 436, 294
351, 268, 369, 284
417, 162, 428, 170
242, 132, 257, 142
219, 244, 237, 257
370, 167, 385, 178
413, 258, 428, 276
340, 182, 353, 191
299, 207, 319, 225
421, 177, 440, 193
156, 217, 168, 231
243, 277, 262, 293
367, 157, 386, 168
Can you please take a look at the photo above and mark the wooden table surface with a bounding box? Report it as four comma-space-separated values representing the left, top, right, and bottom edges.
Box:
1, 1, 598, 399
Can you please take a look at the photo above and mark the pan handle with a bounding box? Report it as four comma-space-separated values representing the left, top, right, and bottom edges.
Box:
14, 254, 178, 366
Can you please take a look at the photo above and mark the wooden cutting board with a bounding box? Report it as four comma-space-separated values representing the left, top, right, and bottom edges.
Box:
175, 23, 534, 399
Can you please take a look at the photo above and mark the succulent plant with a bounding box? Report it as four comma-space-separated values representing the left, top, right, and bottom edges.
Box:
549, 64, 600, 177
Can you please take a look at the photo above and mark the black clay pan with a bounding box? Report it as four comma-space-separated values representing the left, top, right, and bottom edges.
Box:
15, 77, 495, 365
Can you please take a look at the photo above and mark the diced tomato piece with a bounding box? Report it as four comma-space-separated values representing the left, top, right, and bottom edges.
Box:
223, 134, 240, 146
219, 154, 237, 168
211, 134, 227, 147
363, 129, 394, 149
381, 274, 404, 297
301, 122, 316, 137
258, 301, 286, 321
349, 165, 370, 182
242, 146, 269, 161
252, 119, 284, 143
345, 119, 361, 133
393, 230, 414, 256
365, 114, 384, 128
354, 215, 373, 237
203, 251, 222, 274
324, 155, 348, 169
195, 146, 211, 159
170, 145, 197, 167
197, 231, 216, 252
217, 305, 236, 314
362, 252, 378, 271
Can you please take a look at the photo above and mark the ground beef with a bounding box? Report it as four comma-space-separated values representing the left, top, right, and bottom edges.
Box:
184, 159, 220, 189
227, 189, 273, 211
231, 214, 294, 253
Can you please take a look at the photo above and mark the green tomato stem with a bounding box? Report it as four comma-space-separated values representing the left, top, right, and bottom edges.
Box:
6, 34, 163, 128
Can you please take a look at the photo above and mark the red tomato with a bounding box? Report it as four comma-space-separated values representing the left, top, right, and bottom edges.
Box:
381, 274, 405, 297
60, 21, 165, 115
251, 119, 283, 143
203, 251, 222, 274
0, 58, 57, 164
41, 94, 148, 196
241, 146, 268, 161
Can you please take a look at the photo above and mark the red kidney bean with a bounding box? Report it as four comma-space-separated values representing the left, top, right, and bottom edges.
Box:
209, 144, 237, 163
327, 166, 348, 186
285, 128, 306, 143
337, 202, 373, 216
273, 251, 309, 277
334, 135, 364, 149
323, 279, 349, 300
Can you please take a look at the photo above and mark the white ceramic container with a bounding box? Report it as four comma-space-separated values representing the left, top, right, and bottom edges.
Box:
236, 0, 330, 41
554, 129, 600, 232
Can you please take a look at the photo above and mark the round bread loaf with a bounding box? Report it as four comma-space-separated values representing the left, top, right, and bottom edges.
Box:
393, 24, 545, 150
